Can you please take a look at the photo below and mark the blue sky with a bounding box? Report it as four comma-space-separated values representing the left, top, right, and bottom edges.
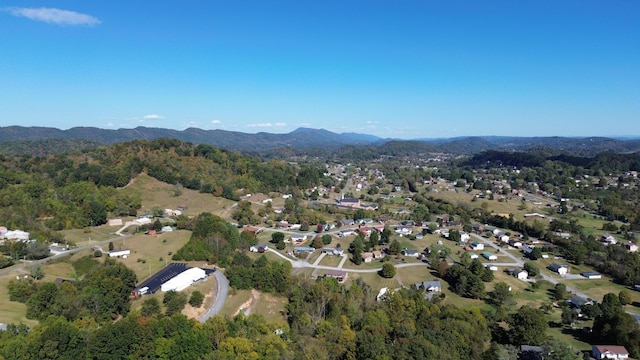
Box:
1, 1, 639, 139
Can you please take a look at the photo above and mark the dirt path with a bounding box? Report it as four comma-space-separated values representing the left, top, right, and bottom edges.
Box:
233, 289, 260, 316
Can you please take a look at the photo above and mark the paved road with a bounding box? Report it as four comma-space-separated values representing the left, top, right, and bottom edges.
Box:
0, 234, 131, 276
470, 232, 593, 300
199, 270, 229, 323
266, 247, 429, 273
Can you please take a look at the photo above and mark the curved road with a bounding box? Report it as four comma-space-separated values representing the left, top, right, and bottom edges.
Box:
199, 270, 229, 323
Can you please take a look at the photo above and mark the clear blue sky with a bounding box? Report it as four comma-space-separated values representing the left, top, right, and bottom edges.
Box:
1, 1, 639, 139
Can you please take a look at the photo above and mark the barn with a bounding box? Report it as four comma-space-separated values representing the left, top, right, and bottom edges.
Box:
160, 267, 207, 292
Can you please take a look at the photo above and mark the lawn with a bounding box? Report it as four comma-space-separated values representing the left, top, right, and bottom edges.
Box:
318, 255, 343, 267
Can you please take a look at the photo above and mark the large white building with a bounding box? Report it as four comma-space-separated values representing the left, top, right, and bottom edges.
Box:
161, 267, 207, 292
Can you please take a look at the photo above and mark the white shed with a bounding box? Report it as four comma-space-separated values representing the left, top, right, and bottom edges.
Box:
161, 267, 207, 292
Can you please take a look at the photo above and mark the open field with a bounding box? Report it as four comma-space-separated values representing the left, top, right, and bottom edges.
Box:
120, 173, 237, 220
101, 230, 192, 281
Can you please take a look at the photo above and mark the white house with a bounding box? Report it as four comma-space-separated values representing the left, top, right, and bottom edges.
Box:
161, 226, 173, 232
402, 249, 420, 257
470, 241, 484, 251
482, 251, 498, 261
249, 244, 269, 253
460, 232, 471, 242
592, 345, 629, 359
108, 249, 131, 258
514, 269, 528, 280
135, 217, 152, 226
548, 263, 569, 276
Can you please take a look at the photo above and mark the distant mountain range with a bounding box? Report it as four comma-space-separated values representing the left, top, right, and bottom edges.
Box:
1, 125, 640, 157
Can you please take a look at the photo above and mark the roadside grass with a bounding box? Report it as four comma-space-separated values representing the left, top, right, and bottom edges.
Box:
0, 274, 39, 327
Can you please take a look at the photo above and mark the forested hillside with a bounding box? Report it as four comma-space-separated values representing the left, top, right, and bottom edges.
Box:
0, 138, 325, 238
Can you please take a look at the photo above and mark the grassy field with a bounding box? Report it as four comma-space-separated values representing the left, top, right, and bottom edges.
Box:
104, 230, 192, 281
120, 173, 237, 220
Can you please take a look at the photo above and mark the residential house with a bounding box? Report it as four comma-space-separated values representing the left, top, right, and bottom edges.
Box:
322, 248, 344, 256
402, 249, 420, 257
340, 219, 355, 227
336, 197, 361, 208
600, 235, 617, 246
581, 272, 602, 279
324, 270, 347, 283
548, 263, 569, 276
486, 265, 499, 271
293, 246, 315, 254
161, 226, 173, 232
291, 235, 307, 245
108, 249, 131, 258
481, 251, 498, 261
520, 345, 543, 360
509, 239, 523, 248
469, 253, 479, 260
569, 295, 593, 308
249, 244, 269, 253
470, 241, 484, 251
625, 242, 638, 253
362, 252, 375, 263
496, 232, 510, 242
338, 230, 355, 238
514, 269, 528, 280
415, 280, 442, 292
357, 227, 372, 238
243, 226, 261, 234
471, 224, 484, 233
395, 226, 413, 236
592, 345, 629, 359
460, 232, 471, 242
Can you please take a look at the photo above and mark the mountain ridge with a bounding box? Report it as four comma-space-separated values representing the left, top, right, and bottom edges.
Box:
1, 125, 640, 157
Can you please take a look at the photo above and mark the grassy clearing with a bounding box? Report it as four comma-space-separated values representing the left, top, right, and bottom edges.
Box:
0, 274, 39, 326
218, 289, 287, 323
120, 173, 236, 220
